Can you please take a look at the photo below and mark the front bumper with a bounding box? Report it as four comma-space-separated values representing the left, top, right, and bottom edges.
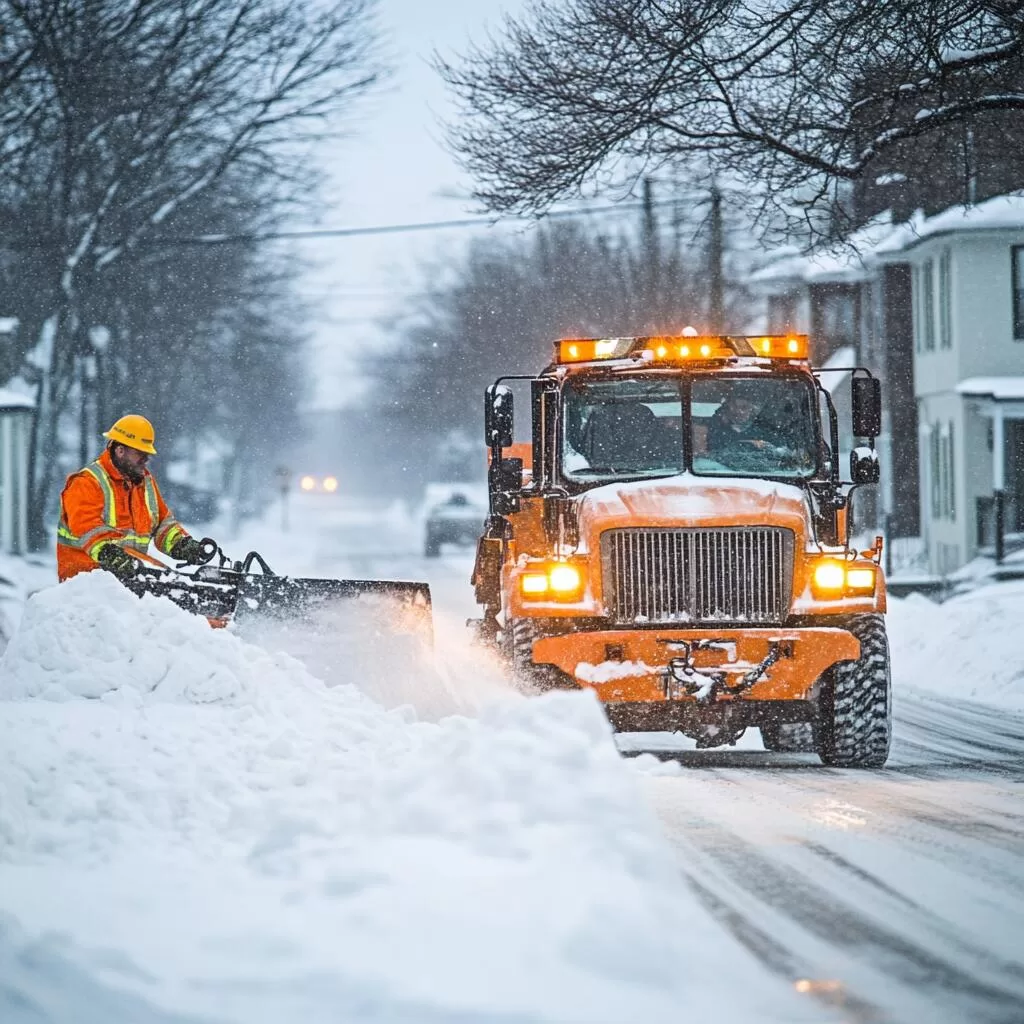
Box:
532, 626, 859, 703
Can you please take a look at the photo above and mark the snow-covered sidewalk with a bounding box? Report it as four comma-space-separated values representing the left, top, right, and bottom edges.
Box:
887, 580, 1024, 710
0, 572, 793, 1023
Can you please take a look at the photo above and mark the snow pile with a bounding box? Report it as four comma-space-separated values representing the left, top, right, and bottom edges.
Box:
0, 571, 301, 705
0, 552, 53, 655
889, 583, 1024, 709
0, 573, 774, 1022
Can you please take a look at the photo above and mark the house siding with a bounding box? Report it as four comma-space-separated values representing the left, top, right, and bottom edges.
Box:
907, 228, 1024, 572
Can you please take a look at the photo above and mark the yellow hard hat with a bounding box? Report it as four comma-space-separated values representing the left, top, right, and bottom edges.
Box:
103, 414, 157, 455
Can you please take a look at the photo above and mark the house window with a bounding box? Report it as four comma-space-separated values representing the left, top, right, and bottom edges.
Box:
930, 427, 941, 517
938, 249, 952, 349
947, 420, 955, 521
922, 258, 935, 351
1013, 246, 1024, 340
912, 266, 920, 353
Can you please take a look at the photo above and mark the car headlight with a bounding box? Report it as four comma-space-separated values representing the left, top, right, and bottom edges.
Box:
300, 475, 316, 491
519, 562, 585, 601
811, 560, 875, 598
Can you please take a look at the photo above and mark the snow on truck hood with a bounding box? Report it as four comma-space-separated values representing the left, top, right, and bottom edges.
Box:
577, 473, 809, 532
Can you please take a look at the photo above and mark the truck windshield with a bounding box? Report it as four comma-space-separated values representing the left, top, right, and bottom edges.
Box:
563, 378, 684, 479
562, 374, 819, 482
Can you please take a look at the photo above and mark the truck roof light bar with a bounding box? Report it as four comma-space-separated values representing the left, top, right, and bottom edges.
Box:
555, 334, 809, 365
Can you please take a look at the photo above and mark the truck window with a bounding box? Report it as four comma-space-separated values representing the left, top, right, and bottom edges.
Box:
692, 375, 818, 479
563, 378, 683, 480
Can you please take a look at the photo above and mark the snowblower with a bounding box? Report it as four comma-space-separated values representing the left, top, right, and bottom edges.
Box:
121, 538, 433, 651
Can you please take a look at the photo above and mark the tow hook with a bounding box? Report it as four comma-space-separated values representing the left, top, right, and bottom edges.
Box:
661, 639, 793, 702
662, 641, 725, 701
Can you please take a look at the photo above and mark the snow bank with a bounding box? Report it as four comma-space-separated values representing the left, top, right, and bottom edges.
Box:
0, 573, 774, 1022
888, 584, 1024, 710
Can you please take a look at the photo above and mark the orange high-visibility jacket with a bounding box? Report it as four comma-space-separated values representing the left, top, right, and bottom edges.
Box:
57, 448, 188, 581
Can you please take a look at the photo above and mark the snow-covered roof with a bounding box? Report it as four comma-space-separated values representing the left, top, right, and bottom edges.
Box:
876, 193, 1024, 256
817, 346, 856, 394
752, 193, 1024, 288
956, 377, 1024, 401
0, 388, 33, 410
750, 213, 899, 287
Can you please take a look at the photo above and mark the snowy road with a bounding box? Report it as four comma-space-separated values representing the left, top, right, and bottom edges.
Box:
646, 694, 1024, 1024
4, 495, 1022, 1022
310, 503, 1024, 1024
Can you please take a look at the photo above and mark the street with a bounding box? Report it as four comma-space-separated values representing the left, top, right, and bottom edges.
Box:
295, 495, 1024, 1024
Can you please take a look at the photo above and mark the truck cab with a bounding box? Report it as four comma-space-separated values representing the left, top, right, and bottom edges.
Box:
471, 333, 891, 767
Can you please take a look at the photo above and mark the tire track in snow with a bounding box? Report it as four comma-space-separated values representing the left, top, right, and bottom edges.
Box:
646, 695, 1024, 1024
676, 815, 1024, 1023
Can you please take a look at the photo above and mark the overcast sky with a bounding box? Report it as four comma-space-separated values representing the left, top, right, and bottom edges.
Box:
298, 0, 525, 411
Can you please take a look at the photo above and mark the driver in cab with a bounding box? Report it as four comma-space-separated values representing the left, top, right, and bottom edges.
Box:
705, 383, 799, 469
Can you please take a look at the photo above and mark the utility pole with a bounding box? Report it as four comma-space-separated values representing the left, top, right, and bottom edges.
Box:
641, 177, 660, 316
708, 180, 724, 334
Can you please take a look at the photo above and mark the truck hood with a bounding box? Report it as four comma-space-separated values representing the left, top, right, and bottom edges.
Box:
576, 473, 810, 548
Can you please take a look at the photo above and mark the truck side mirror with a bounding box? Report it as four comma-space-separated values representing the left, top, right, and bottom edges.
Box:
850, 446, 880, 485
489, 456, 523, 515
485, 385, 514, 449
852, 376, 881, 438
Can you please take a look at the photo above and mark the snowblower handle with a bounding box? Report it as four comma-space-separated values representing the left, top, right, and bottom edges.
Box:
240, 551, 277, 576
196, 537, 220, 564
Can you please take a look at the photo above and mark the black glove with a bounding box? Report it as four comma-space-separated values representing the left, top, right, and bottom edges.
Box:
96, 543, 138, 579
170, 535, 209, 564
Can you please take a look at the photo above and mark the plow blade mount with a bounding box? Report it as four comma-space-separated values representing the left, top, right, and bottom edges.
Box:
124, 572, 238, 621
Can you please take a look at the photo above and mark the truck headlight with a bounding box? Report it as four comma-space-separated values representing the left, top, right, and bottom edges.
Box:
811, 560, 876, 597
845, 567, 876, 593
812, 561, 846, 593
548, 564, 582, 594
521, 573, 550, 596
519, 562, 585, 601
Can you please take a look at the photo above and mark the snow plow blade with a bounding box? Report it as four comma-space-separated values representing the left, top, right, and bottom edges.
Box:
123, 544, 433, 651
232, 575, 433, 646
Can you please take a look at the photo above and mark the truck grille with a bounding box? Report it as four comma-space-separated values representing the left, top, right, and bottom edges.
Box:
602, 527, 794, 625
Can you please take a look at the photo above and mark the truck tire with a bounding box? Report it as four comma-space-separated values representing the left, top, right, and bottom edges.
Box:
503, 617, 569, 693
761, 722, 817, 752
424, 533, 441, 558
818, 614, 891, 768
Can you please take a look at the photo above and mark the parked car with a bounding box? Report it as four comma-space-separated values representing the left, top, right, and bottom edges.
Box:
424, 486, 486, 557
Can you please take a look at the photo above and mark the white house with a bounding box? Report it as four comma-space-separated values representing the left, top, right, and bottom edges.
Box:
748, 214, 919, 541
0, 384, 34, 555
874, 195, 1024, 574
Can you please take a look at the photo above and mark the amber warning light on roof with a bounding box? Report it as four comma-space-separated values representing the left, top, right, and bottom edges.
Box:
556, 334, 808, 364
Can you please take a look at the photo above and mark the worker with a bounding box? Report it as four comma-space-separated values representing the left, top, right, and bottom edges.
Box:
57, 414, 216, 582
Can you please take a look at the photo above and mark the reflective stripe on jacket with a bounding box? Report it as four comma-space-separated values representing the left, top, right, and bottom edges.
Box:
56, 448, 188, 581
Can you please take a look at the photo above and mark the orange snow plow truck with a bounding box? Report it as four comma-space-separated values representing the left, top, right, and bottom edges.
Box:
470, 334, 891, 768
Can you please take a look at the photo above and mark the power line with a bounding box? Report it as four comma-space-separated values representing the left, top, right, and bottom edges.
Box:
136, 196, 691, 247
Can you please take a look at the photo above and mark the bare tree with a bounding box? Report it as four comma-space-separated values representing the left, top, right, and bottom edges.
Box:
439, 1, 1024, 232
363, 196, 752, 484
0, 0, 380, 544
